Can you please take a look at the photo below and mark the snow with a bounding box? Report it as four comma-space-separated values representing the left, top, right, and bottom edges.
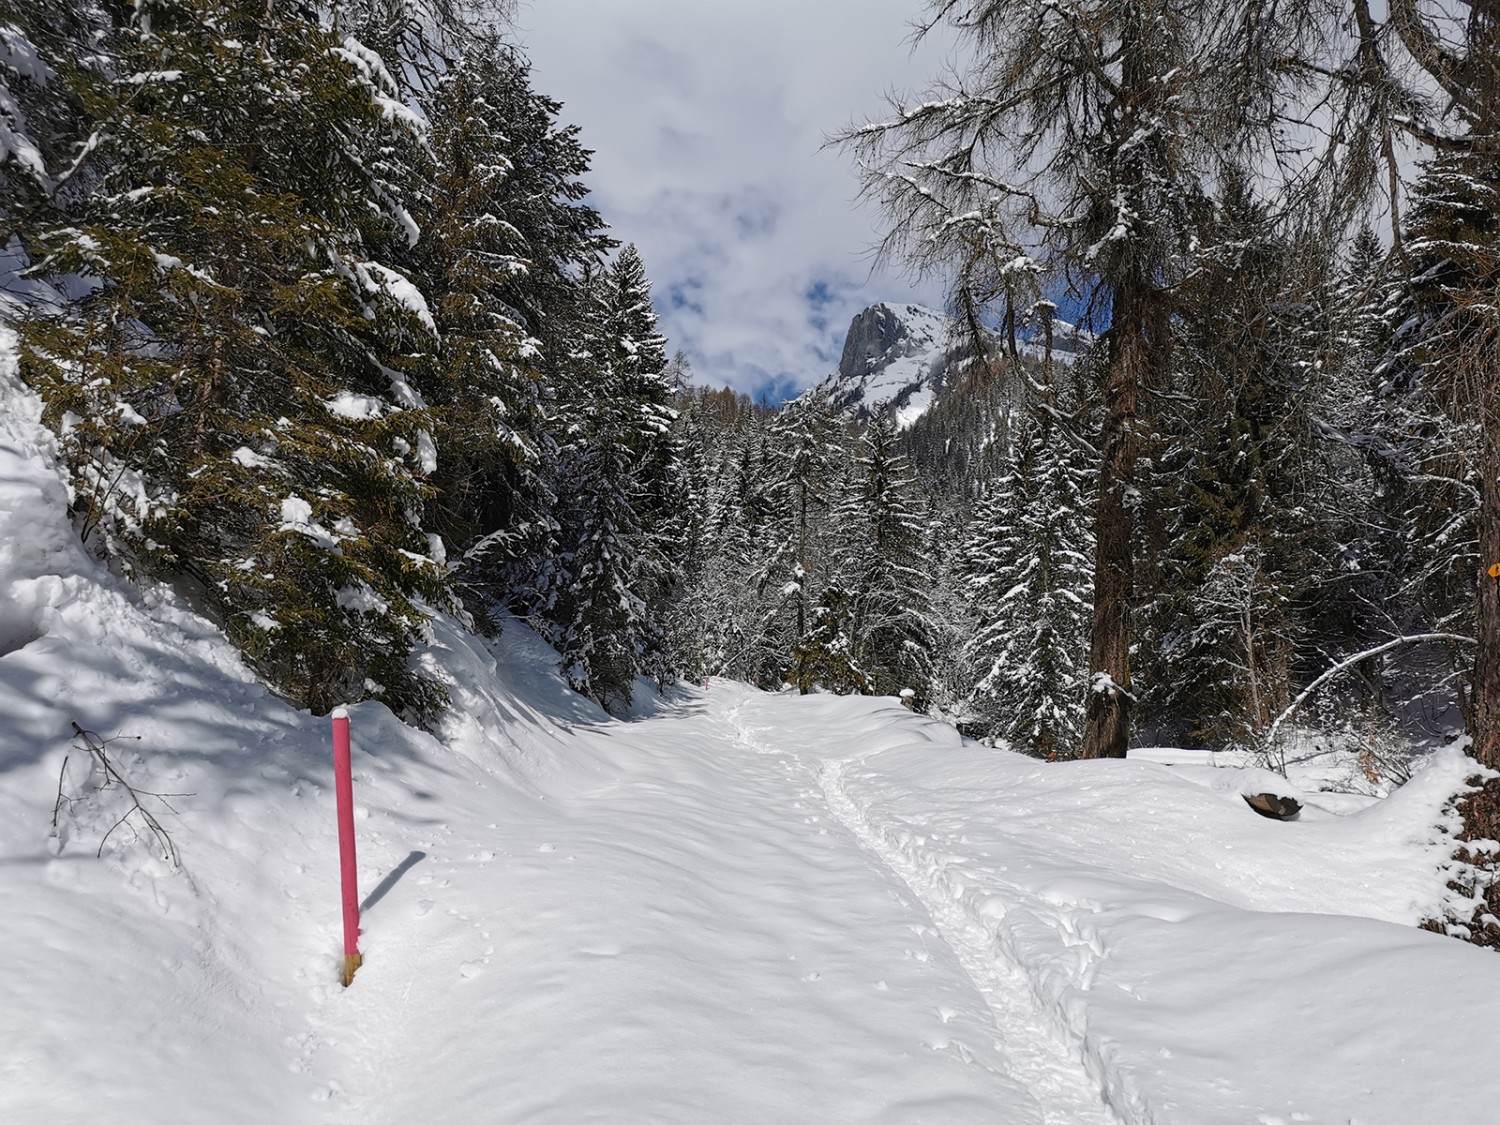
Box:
325, 391, 386, 420
807, 302, 1093, 429
230, 445, 272, 469
818, 302, 955, 427
1, 25, 58, 187
279, 495, 342, 551
335, 582, 390, 615
3, 325, 1500, 1122
415, 427, 437, 475
357, 261, 437, 337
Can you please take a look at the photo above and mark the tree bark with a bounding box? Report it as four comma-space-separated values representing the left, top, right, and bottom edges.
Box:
1081, 282, 1145, 759
1472, 376, 1500, 769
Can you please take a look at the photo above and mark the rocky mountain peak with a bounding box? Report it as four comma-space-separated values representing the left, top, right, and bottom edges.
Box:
803, 301, 1092, 429
837, 303, 943, 382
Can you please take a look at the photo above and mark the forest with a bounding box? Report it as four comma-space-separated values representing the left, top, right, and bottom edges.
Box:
4, 0, 1500, 947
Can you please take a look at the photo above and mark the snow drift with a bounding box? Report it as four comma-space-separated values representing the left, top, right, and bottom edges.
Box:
4, 323, 1500, 1123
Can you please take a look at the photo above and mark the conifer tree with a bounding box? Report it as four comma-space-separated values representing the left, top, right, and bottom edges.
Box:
962, 413, 1094, 755
1140, 187, 1339, 749
538, 252, 681, 712
409, 45, 548, 617
840, 0, 1343, 757
844, 412, 935, 701
919, 501, 978, 727
598, 243, 681, 636
18, 0, 449, 717
758, 400, 842, 687
0, 0, 94, 221
789, 582, 868, 695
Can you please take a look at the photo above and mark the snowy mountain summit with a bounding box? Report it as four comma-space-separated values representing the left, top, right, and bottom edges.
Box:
807, 301, 1091, 428
805, 303, 958, 428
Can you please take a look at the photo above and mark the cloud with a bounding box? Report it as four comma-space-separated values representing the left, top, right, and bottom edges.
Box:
515, 0, 956, 399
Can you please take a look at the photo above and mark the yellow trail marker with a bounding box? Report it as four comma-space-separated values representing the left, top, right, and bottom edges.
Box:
1489, 563, 1500, 579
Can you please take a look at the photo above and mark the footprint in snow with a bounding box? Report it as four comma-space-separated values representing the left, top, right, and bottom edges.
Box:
459, 961, 484, 980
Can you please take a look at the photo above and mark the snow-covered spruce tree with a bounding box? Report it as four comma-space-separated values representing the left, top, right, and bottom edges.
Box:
0, 0, 98, 226
337, 0, 486, 94
466, 47, 612, 373
596, 242, 683, 668
449, 46, 626, 630
1138, 189, 1326, 751
404, 43, 551, 624
1317, 225, 1406, 639
1382, 147, 1500, 943
839, 0, 1341, 757
788, 582, 868, 696
548, 433, 648, 714
1328, 1, 1500, 949
537, 250, 680, 714
842, 411, 936, 703
918, 500, 979, 729
1392, 154, 1500, 703
17, 0, 450, 718
660, 398, 717, 680
961, 413, 1094, 756
757, 399, 845, 690
712, 427, 785, 686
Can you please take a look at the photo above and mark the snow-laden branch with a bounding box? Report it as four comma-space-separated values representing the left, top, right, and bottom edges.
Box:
1265, 632, 1476, 748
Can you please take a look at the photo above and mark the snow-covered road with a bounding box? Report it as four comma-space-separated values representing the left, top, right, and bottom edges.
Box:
8, 338, 1500, 1123
306, 685, 1112, 1124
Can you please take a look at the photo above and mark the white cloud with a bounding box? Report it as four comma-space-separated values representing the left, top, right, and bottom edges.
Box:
515, 0, 956, 398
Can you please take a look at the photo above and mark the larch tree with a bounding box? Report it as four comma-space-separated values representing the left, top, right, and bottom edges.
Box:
839, 0, 1338, 757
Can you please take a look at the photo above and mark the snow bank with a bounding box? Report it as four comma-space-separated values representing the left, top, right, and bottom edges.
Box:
751, 692, 1500, 1124
0, 324, 593, 1121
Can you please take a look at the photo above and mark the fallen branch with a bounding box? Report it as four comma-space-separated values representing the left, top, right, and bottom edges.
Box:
1263, 633, 1476, 761
65, 722, 191, 868
50, 753, 69, 835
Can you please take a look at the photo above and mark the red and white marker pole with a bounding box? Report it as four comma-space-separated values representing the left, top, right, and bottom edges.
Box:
331, 707, 362, 986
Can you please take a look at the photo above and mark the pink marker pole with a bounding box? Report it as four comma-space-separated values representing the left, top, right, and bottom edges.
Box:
331, 707, 363, 986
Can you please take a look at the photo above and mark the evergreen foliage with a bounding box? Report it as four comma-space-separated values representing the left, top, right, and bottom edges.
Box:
18, 0, 450, 717
13, 2, 1500, 959
5, 2, 682, 721
960, 413, 1094, 756
844, 413, 934, 702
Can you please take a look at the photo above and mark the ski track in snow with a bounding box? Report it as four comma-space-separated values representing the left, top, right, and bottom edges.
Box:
728, 696, 1119, 1125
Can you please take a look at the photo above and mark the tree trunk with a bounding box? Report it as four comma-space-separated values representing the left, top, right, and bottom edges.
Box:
1082, 283, 1145, 759
1471, 377, 1500, 769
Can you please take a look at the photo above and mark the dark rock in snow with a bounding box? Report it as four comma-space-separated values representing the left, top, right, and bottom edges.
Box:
1244, 792, 1302, 821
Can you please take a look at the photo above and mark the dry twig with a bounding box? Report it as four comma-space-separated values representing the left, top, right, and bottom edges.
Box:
58, 722, 192, 868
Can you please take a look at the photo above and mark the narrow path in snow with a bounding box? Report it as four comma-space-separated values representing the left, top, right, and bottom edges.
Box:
730, 696, 1118, 1125
302, 684, 1063, 1124
815, 758, 1120, 1125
